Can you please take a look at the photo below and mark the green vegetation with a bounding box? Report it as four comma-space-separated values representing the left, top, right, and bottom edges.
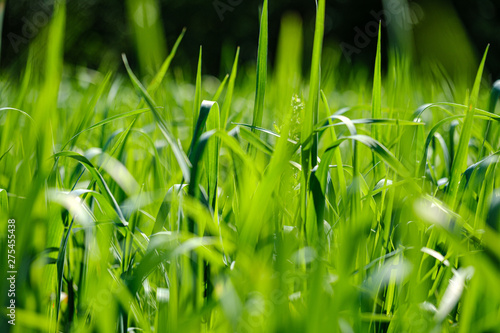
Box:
1, 0, 500, 332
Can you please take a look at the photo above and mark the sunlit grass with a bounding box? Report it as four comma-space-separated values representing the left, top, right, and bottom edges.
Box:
1, 1, 500, 332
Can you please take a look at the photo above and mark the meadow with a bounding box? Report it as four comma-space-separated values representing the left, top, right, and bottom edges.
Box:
1, 0, 500, 332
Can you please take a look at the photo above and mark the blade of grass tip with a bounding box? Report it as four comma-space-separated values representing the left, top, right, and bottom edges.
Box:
221, 47, 240, 130
371, 22, 384, 181
212, 74, 229, 101
447, 45, 489, 208
193, 46, 203, 134
302, 0, 325, 172
148, 28, 186, 95
250, 0, 268, 139
372, 22, 382, 136
122, 54, 191, 181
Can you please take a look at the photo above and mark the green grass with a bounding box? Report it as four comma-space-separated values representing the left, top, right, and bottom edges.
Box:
1, 1, 500, 332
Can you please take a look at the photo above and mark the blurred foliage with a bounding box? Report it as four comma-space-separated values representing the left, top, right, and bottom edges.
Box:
0, 0, 499, 79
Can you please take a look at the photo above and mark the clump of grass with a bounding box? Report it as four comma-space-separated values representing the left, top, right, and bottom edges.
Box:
1, 0, 500, 332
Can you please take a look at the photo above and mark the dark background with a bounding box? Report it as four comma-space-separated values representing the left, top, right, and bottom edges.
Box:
1, 0, 499, 80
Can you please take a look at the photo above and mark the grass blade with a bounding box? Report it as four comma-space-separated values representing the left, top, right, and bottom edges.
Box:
302, 0, 325, 172
148, 28, 186, 94
447, 45, 489, 207
193, 46, 203, 133
221, 48, 240, 129
122, 53, 191, 181
212, 74, 229, 101
250, 0, 268, 136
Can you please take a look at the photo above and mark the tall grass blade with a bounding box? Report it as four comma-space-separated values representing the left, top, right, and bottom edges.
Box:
302, 0, 325, 172
371, 23, 384, 181
221, 48, 240, 129
122, 54, 191, 181
193, 46, 203, 133
250, 0, 268, 136
148, 28, 186, 94
447, 45, 489, 207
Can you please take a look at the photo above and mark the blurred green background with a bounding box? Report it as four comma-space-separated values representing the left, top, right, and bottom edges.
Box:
0, 0, 499, 80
